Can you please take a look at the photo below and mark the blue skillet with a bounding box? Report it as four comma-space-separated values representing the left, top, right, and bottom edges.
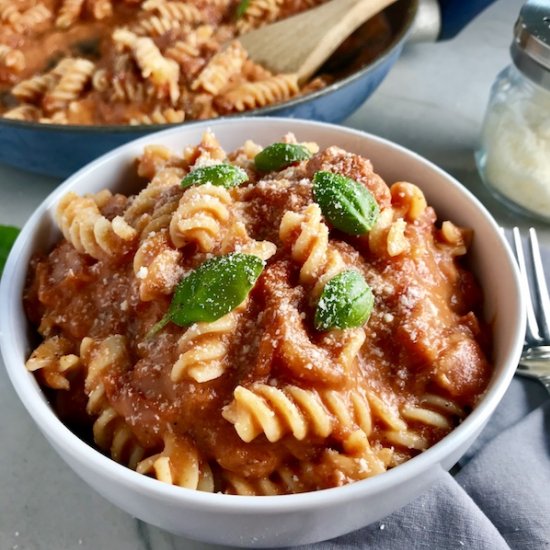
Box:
0, 0, 494, 178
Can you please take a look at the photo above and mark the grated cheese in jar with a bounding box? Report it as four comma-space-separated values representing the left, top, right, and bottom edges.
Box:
477, 65, 550, 220
476, 2, 550, 222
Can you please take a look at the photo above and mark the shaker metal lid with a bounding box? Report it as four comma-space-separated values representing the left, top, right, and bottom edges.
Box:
511, 0, 550, 89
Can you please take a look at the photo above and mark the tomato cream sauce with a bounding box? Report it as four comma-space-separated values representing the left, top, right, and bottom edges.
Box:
24, 137, 492, 493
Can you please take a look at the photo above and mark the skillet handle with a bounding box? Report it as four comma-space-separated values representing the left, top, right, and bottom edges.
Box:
437, 0, 498, 40
410, 0, 499, 43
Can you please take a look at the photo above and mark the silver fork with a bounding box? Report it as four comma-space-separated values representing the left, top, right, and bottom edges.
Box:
509, 227, 550, 394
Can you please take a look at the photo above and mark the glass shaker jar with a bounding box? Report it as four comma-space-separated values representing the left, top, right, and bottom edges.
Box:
476, 0, 550, 222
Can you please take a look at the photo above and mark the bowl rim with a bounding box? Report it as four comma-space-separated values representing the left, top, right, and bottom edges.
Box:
0, 116, 526, 513
0, 0, 417, 133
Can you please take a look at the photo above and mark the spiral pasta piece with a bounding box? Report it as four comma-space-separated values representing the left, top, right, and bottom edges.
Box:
0, 44, 25, 73
137, 433, 213, 491
134, 230, 183, 301
56, 191, 137, 260
401, 394, 464, 430
0, 1, 22, 26
390, 181, 427, 222
236, 0, 283, 33
241, 59, 272, 81
223, 464, 308, 495
323, 430, 391, 480
124, 178, 182, 238
367, 207, 410, 258
14, 4, 51, 32
279, 203, 346, 296
183, 129, 226, 166
130, 13, 188, 36
165, 25, 215, 63
11, 59, 72, 103
142, 0, 203, 24
43, 58, 95, 113
40, 111, 69, 124
191, 41, 247, 95
279, 203, 328, 286
89, 0, 113, 19
366, 181, 430, 258
438, 220, 470, 257
129, 107, 185, 125
169, 183, 232, 251
138, 191, 182, 238
81, 335, 146, 469
222, 384, 372, 443
81, 335, 127, 415
91, 407, 146, 468
111, 75, 155, 103
55, 0, 85, 28
112, 29, 180, 103
25, 336, 80, 390
3, 103, 40, 120
237, 238, 277, 261
136, 144, 174, 179
172, 307, 242, 383
365, 390, 430, 452
218, 74, 299, 112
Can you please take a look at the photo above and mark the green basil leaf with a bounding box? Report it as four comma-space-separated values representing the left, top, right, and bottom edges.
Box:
312, 171, 379, 235
181, 164, 249, 189
254, 143, 312, 172
314, 270, 374, 331
0, 225, 20, 277
149, 253, 264, 336
235, 0, 250, 18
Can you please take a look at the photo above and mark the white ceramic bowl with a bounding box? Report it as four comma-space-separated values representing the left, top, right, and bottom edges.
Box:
0, 118, 525, 547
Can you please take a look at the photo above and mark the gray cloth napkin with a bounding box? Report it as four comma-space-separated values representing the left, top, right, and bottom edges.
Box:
294, 242, 550, 550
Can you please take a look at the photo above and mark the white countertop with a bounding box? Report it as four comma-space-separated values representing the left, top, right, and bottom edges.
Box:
0, 1, 543, 549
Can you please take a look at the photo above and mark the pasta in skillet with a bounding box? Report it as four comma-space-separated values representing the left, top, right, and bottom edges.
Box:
0, 0, 392, 124
23, 131, 492, 495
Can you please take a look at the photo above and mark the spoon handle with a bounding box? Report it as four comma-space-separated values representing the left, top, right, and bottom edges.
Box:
239, 0, 397, 83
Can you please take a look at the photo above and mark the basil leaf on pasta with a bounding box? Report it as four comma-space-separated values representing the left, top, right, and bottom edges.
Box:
312, 171, 379, 235
181, 164, 249, 189
149, 253, 264, 336
254, 143, 312, 172
314, 270, 373, 331
0, 225, 20, 276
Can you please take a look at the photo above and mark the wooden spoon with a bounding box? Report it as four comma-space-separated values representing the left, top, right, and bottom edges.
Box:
238, 0, 399, 84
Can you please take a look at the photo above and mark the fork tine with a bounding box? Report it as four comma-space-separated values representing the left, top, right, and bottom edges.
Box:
528, 228, 550, 342
512, 227, 541, 344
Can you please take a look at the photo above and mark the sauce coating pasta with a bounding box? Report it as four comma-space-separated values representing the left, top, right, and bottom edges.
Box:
0, 0, 392, 125
24, 132, 492, 494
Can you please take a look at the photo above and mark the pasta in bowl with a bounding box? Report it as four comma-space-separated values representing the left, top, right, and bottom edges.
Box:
0, 118, 524, 546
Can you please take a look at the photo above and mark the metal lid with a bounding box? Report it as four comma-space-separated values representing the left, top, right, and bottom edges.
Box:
510, 0, 550, 90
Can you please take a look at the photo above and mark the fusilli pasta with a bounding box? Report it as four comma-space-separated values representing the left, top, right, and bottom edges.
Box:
24, 134, 491, 495
222, 384, 372, 443
217, 73, 299, 112
25, 335, 80, 390
81, 335, 146, 469
169, 183, 233, 251
56, 191, 137, 260
137, 433, 214, 490
134, 230, 183, 301
0, 0, 394, 124
172, 308, 242, 382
